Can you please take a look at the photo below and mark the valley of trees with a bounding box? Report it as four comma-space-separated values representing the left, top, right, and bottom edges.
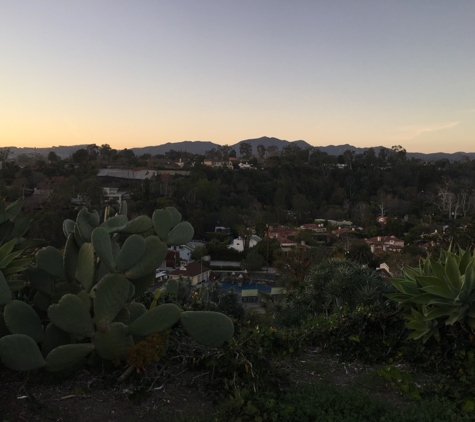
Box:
2, 143, 474, 256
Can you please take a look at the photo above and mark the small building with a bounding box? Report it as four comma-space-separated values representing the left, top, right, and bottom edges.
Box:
365, 235, 404, 253
300, 223, 326, 233
203, 160, 233, 169
169, 261, 211, 286
103, 187, 128, 203
228, 234, 261, 252
168, 244, 194, 262
332, 228, 356, 237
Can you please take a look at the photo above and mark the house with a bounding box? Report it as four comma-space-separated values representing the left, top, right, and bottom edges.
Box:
228, 235, 261, 252
169, 261, 211, 285
332, 228, 356, 237
365, 236, 404, 253
300, 223, 327, 233
168, 244, 194, 262
268, 226, 298, 240
203, 160, 233, 169
275, 237, 297, 250
97, 168, 159, 180
267, 226, 298, 250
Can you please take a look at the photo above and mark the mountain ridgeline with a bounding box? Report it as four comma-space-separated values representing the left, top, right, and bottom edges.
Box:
4, 136, 475, 161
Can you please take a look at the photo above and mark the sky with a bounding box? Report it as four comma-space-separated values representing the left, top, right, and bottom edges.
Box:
1, 1, 474, 153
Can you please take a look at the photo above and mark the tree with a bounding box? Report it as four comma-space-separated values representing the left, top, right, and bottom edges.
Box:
239, 142, 252, 159
218, 145, 230, 161
257, 144, 266, 159
266, 145, 279, 158
274, 247, 316, 290
241, 249, 265, 279
292, 193, 311, 223
253, 238, 281, 266
47, 151, 60, 163
72, 149, 89, 164
0, 148, 11, 162
192, 245, 208, 261
78, 177, 103, 208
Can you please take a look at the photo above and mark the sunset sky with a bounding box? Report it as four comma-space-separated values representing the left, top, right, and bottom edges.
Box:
1, 1, 474, 153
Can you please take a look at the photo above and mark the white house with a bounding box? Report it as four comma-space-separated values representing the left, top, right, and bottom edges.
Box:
228, 235, 261, 252
168, 244, 194, 261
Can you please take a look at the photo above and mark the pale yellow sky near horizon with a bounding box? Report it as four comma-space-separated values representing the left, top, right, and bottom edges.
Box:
1, 112, 473, 154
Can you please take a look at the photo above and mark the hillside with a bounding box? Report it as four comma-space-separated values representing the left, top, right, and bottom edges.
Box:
4, 138, 475, 161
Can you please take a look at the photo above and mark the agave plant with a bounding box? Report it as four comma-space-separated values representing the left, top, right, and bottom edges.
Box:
389, 248, 475, 343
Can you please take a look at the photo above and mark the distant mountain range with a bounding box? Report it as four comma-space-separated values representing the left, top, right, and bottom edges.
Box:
5, 136, 475, 162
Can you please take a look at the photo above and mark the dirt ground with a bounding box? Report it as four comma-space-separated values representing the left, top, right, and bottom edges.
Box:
0, 349, 408, 422
0, 362, 216, 422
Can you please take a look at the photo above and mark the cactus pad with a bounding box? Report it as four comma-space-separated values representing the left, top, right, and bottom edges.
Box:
77, 243, 96, 292
116, 234, 146, 273
63, 234, 79, 282
48, 294, 95, 337
127, 303, 182, 337
45, 343, 95, 372
36, 246, 66, 281
63, 219, 75, 238
4, 300, 45, 343
180, 311, 234, 347
77, 208, 100, 242
121, 215, 153, 234
92, 227, 115, 273
93, 274, 130, 332
99, 214, 128, 233
124, 236, 167, 279
166, 207, 182, 227
166, 222, 194, 246
152, 209, 173, 241
127, 302, 146, 323
0, 334, 46, 371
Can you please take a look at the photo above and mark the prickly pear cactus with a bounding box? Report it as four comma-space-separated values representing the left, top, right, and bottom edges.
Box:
0, 202, 234, 373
